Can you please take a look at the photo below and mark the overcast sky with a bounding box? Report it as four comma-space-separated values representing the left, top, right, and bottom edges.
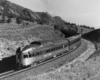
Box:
9, 0, 100, 29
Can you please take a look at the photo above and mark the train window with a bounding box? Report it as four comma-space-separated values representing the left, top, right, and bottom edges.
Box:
53, 48, 55, 51
37, 52, 40, 55
57, 47, 60, 49
35, 51, 42, 56
56, 47, 59, 50
55, 46, 63, 50
34, 52, 37, 56
51, 48, 55, 51
24, 55, 28, 58
40, 51, 42, 55
42, 50, 46, 54
53, 48, 54, 51
59, 46, 62, 49
64, 44, 67, 47
33, 52, 37, 56
46, 49, 50, 53
32, 54, 34, 56
51, 48, 53, 51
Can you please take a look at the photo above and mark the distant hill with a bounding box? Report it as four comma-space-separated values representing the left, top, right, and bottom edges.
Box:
0, 0, 54, 24
53, 16, 66, 26
53, 16, 79, 34
0, 0, 94, 34
82, 29, 100, 42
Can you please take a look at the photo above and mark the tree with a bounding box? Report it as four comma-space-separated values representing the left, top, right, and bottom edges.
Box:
7, 18, 11, 24
16, 17, 22, 25
1, 15, 5, 23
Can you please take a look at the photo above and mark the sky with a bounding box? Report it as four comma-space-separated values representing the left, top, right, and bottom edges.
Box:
9, 0, 100, 29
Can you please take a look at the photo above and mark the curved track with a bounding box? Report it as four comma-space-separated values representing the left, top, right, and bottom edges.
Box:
0, 41, 90, 79
0, 40, 84, 79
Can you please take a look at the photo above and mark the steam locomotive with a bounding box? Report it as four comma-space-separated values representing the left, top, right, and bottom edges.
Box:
16, 34, 81, 67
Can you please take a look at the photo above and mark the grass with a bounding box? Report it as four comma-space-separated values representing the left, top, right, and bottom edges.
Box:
0, 23, 64, 59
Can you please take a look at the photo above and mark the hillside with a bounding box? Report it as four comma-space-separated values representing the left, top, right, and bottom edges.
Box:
82, 29, 100, 42
0, 0, 68, 60
82, 29, 100, 52
0, 0, 94, 34
53, 16, 94, 34
0, 24, 65, 60
0, 0, 54, 24
53, 16, 66, 26
0, 0, 96, 60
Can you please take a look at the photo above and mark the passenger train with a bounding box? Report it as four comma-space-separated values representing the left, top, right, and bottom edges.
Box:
16, 34, 81, 67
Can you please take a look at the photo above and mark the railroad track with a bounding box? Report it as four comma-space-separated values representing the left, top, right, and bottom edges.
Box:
0, 42, 81, 79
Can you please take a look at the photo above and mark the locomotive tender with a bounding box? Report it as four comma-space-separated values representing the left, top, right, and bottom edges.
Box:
16, 34, 81, 67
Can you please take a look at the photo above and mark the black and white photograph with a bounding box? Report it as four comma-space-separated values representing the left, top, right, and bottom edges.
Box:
0, 0, 100, 80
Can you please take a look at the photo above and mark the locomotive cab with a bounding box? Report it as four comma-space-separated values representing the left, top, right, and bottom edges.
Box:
30, 41, 41, 45
16, 41, 41, 66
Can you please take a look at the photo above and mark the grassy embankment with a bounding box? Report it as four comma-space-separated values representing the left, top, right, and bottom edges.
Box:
0, 23, 64, 59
